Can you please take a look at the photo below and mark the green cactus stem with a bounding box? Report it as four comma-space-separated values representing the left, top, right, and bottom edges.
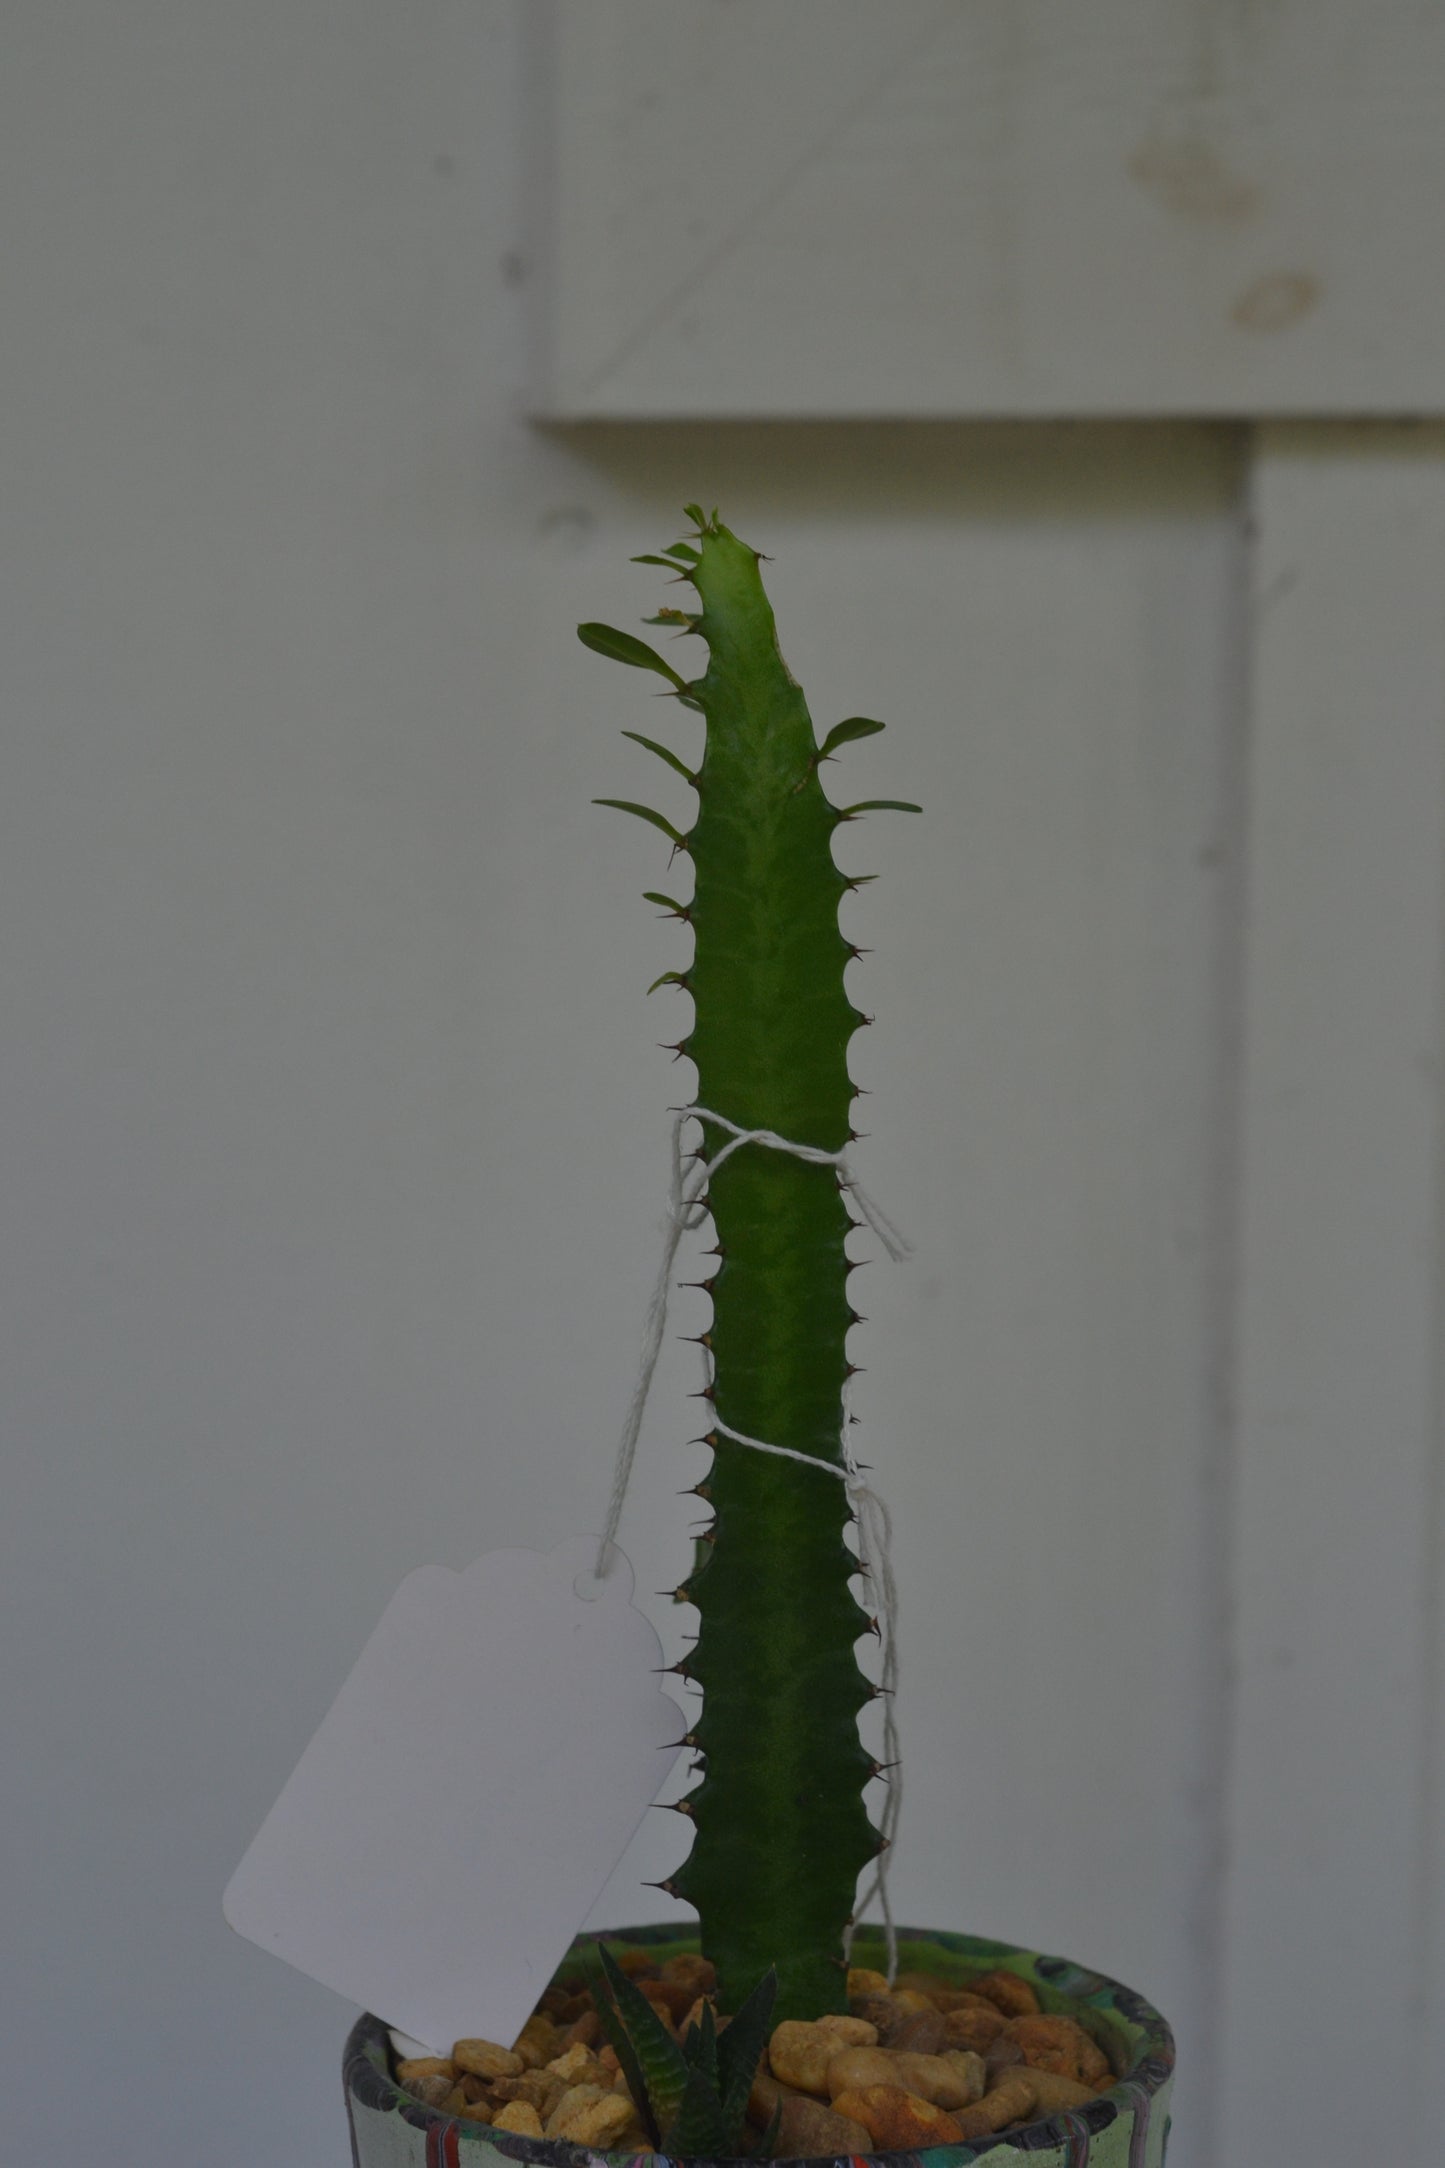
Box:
581, 510, 918, 2021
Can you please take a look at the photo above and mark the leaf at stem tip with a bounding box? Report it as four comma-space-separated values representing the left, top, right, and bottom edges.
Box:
646, 970, 689, 995
621, 729, 697, 782
837, 798, 922, 819
819, 715, 887, 757
577, 621, 688, 690
682, 501, 707, 528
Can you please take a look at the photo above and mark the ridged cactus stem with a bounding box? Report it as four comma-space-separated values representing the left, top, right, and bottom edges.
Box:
581, 511, 917, 2021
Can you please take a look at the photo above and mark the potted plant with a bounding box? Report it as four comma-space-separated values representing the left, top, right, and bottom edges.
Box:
344, 511, 1175, 2165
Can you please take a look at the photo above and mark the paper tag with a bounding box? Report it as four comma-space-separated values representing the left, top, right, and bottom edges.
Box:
223, 1536, 685, 2053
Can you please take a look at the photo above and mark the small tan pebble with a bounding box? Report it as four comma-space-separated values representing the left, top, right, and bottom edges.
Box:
814, 2013, 877, 2047
596, 2044, 621, 2076
747, 2070, 802, 2129
886, 2007, 948, 2056
493, 2071, 564, 2116
768, 2019, 838, 2096
847, 1967, 890, 1996
944, 2004, 1007, 2053
493, 2100, 545, 2137
831, 2084, 964, 2150
549, 2090, 636, 2147
847, 1991, 900, 2034
824, 2046, 898, 2100
929, 1987, 993, 2015
544, 2083, 609, 2135
512, 2013, 562, 2069
563, 2008, 602, 2050
954, 2072, 1038, 2140
406, 2074, 454, 2109
889, 1988, 938, 2016
546, 2041, 601, 2084
460, 2075, 493, 2105
615, 1950, 659, 1977
890, 2050, 986, 2112
457, 2099, 494, 2126
659, 1952, 717, 1996
776, 2095, 875, 2157
985, 2035, 1026, 2078
679, 1996, 725, 2037
397, 2057, 458, 2089
892, 1971, 955, 2003
454, 2038, 523, 2081
1005, 2013, 1112, 2087
538, 1987, 574, 2019
943, 2048, 989, 2098
1020, 2069, 1101, 2114
442, 2087, 473, 2115
970, 1971, 1041, 2018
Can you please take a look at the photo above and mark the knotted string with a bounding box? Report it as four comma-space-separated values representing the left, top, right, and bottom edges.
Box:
596, 1105, 909, 1980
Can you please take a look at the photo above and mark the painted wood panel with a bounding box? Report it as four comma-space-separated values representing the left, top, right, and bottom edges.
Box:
1222, 425, 1445, 2163
536, 0, 1445, 419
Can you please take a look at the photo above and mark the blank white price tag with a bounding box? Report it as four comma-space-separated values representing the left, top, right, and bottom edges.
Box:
224, 1536, 685, 2054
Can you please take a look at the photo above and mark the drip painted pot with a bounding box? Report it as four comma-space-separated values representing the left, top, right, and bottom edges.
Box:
344, 1924, 1174, 2168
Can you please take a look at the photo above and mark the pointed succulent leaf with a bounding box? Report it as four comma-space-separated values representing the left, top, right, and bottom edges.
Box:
646, 970, 689, 995
577, 622, 689, 690
621, 730, 697, 783
820, 715, 887, 757
592, 799, 689, 849
682, 1997, 719, 2090
836, 798, 922, 819
661, 2063, 730, 2158
682, 501, 708, 529
716, 1967, 778, 2132
662, 542, 701, 565
593, 1946, 690, 2140
641, 889, 690, 917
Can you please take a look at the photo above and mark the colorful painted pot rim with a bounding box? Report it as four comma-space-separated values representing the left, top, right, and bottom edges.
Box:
344, 1923, 1175, 2167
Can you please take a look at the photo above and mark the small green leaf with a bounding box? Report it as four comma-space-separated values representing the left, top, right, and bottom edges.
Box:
836, 798, 922, 819
593, 799, 689, 849
646, 970, 689, 995
662, 542, 701, 565
819, 715, 887, 757
630, 553, 691, 570
642, 890, 690, 917
642, 609, 702, 629
621, 730, 697, 783
682, 501, 707, 529
682, 1997, 719, 2090
577, 622, 688, 690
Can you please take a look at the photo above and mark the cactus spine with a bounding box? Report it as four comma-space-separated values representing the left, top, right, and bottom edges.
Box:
580, 511, 917, 2022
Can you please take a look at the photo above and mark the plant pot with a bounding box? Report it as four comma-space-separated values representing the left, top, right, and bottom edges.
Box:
343, 1923, 1174, 2167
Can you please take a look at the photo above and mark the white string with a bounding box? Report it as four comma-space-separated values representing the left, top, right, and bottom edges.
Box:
595, 1104, 908, 1982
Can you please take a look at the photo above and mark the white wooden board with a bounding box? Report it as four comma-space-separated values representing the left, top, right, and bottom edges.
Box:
536, 0, 1445, 419
1222, 425, 1445, 2163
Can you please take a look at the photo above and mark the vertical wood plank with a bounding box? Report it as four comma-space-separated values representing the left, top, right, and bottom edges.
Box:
1223, 425, 1445, 2160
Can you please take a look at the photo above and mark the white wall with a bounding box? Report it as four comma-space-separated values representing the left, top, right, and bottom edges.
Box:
8, 9, 1415, 2168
